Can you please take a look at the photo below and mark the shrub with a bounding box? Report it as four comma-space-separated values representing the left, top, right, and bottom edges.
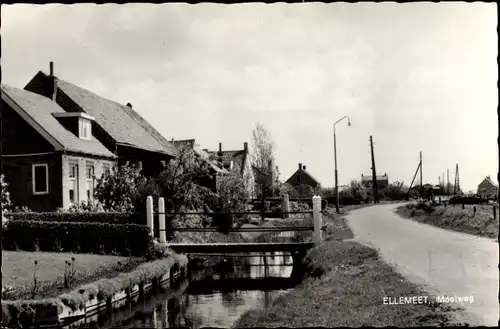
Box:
4, 211, 144, 225
94, 162, 147, 212
1, 174, 13, 223
2, 220, 152, 256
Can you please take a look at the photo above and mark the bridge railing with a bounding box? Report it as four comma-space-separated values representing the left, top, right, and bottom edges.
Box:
145, 196, 323, 245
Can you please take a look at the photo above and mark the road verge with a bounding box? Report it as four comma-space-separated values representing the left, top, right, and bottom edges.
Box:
234, 207, 464, 327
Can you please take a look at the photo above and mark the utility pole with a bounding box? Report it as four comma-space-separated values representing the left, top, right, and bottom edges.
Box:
370, 136, 378, 203
454, 163, 460, 195
447, 169, 450, 195
419, 151, 423, 187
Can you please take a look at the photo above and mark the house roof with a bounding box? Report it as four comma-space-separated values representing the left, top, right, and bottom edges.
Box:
361, 175, 389, 181
479, 176, 498, 188
1, 85, 116, 159
286, 167, 320, 186
208, 149, 247, 174
173, 139, 225, 174
172, 139, 196, 149
27, 71, 177, 157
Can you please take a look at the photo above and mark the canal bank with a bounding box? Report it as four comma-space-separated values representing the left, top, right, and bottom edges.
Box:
234, 209, 464, 328
62, 251, 298, 328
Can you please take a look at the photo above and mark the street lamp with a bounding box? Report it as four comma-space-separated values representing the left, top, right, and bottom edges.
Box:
334, 116, 351, 214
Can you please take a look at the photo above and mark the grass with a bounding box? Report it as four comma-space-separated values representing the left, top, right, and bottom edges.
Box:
2, 251, 188, 328
234, 207, 462, 328
396, 203, 499, 239
2, 251, 144, 300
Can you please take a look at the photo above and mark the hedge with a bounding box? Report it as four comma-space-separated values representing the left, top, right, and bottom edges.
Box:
2, 220, 152, 256
4, 211, 145, 225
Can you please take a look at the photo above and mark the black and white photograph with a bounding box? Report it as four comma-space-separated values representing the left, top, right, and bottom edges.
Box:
0, 1, 498, 328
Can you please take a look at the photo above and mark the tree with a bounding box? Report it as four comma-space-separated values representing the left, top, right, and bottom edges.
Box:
251, 122, 279, 197
349, 180, 368, 201
380, 181, 408, 200
214, 169, 250, 232
1, 174, 13, 222
94, 162, 147, 212
153, 145, 217, 214
280, 183, 297, 196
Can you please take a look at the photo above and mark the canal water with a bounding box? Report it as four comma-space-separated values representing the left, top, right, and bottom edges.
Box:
73, 251, 297, 329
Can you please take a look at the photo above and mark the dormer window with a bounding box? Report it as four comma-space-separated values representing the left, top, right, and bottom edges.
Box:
79, 118, 92, 140
52, 112, 95, 141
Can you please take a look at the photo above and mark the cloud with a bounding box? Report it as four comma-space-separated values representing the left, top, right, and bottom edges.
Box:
1, 2, 497, 190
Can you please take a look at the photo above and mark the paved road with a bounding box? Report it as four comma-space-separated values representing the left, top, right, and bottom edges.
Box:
346, 203, 499, 326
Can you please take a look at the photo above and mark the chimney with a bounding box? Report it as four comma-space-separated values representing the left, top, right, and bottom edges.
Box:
303, 165, 306, 171
219, 143, 222, 152
244, 142, 248, 152
49, 61, 57, 101
126, 102, 133, 108
298, 163, 302, 170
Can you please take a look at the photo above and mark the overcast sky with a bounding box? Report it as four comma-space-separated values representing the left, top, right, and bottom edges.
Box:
2, 2, 497, 191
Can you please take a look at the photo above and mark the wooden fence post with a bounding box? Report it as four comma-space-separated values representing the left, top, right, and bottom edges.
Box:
146, 196, 154, 238
312, 195, 323, 244
284, 194, 290, 219
159, 197, 167, 244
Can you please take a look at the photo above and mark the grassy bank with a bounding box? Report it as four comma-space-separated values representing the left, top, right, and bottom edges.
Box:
396, 203, 499, 239
2, 249, 187, 328
2, 251, 144, 300
234, 207, 461, 328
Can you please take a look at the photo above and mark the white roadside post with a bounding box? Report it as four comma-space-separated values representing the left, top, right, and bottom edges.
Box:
312, 195, 323, 244
146, 196, 154, 238
158, 197, 167, 244
284, 193, 290, 219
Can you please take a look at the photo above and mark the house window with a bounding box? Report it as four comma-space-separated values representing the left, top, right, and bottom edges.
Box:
32, 164, 49, 195
79, 118, 92, 140
102, 163, 111, 176
69, 163, 79, 204
296, 174, 301, 184
86, 163, 95, 202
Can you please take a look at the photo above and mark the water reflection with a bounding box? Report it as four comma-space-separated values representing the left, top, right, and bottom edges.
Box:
76, 252, 296, 329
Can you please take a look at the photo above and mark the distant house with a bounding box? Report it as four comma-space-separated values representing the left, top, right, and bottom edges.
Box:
24, 62, 178, 178
285, 163, 320, 191
361, 173, 389, 189
477, 176, 498, 198
207, 143, 255, 198
1, 85, 117, 211
172, 139, 226, 192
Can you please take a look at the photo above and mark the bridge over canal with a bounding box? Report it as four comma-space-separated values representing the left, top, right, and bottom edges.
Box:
144, 195, 325, 264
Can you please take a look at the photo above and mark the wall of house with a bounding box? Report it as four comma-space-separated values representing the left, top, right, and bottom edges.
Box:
1, 101, 55, 154
117, 145, 173, 177
477, 180, 498, 197
61, 154, 116, 209
2, 154, 63, 212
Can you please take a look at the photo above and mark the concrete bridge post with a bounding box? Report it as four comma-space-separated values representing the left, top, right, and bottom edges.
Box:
146, 196, 154, 238
312, 195, 323, 244
285, 193, 290, 218
158, 197, 167, 244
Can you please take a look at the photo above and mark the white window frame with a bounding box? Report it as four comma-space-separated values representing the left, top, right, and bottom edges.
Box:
32, 163, 49, 195
68, 163, 79, 204
85, 163, 95, 202
79, 118, 92, 140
